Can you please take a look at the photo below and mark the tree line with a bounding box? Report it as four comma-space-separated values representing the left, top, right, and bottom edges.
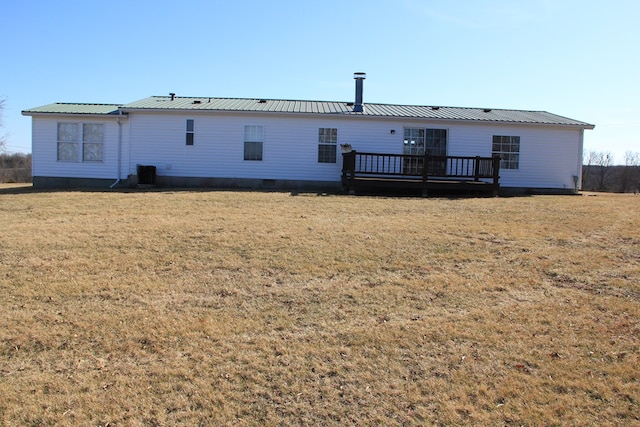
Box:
582, 151, 640, 193
0, 99, 32, 183
0, 153, 32, 183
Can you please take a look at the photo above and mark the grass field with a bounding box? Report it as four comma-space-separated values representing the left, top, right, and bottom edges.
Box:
0, 185, 638, 426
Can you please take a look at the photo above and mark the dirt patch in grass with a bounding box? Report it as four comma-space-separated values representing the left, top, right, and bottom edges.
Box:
1, 189, 638, 425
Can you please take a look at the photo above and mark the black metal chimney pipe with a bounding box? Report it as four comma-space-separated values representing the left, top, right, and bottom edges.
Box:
353, 72, 366, 112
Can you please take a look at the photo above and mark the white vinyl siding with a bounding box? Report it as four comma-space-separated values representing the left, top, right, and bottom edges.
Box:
449, 124, 580, 189
28, 111, 581, 190
31, 117, 123, 179
128, 114, 349, 181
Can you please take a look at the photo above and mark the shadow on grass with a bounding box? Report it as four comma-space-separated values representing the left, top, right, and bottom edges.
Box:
1, 183, 576, 199
0, 184, 341, 197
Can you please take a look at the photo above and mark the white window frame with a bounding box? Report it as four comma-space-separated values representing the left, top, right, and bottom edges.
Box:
82, 123, 104, 162
186, 119, 195, 146
57, 122, 104, 162
57, 122, 79, 162
492, 135, 520, 170
318, 128, 337, 163
244, 125, 264, 161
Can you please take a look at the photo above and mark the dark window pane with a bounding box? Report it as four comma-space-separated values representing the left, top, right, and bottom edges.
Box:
318, 144, 336, 163
244, 141, 263, 160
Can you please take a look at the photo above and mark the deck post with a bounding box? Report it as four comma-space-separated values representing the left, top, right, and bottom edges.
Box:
422, 153, 429, 197
492, 155, 501, 196
474, 156, 481, 182
342, 150, 357, 194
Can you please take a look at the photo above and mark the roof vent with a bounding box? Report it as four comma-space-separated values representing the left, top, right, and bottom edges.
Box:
431, 106, 440, 110
170, 93, 176, 101
193, 100, 201, 104
483, 108, 492, 113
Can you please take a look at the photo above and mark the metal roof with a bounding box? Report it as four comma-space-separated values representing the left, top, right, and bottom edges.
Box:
122, 96, 356, 114
121, 96, 594, 128
22, 103, 122, 115
23, 98, 594, 128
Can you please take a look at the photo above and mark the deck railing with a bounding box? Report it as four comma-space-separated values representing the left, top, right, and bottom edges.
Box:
342, 151, 500, 194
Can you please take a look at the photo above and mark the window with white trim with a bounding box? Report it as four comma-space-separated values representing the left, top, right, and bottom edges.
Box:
492, 135, 520, 170
57, 123, 79, 161
57, 122, 104, 162
82, 124, 104, 161
318, 128, 337, 163
186, 119, 194, 145
244, 125, 263, 161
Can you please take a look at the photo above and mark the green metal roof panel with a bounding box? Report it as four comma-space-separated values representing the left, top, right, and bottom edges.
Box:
121, 96, 353, 114
23, 98, 594, 128
22, 103, 122, 115
121, 96, 594, 128
364, 103, 594, 127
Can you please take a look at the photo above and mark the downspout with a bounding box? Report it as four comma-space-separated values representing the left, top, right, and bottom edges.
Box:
110, 110, 123, 188
575, 128, 585, 193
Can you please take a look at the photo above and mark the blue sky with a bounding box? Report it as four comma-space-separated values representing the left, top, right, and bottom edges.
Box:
1, 0, 638, 163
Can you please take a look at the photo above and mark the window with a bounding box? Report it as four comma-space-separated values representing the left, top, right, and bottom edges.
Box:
492, 135, 520, 169
403, 128, 447, 156
425, 129, 447, 157
403, 128, 447, 175
82, 124, 104, 161
58, 123, 79, 161
244, 125, 263, 161
318, 128, 337, 163
186, 119, 194, 145
57, 123, 103, 162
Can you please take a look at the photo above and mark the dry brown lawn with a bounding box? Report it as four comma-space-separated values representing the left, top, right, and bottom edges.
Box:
0, 185, 638, 426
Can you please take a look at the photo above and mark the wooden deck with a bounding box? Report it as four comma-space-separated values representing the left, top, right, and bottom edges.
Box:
341, 151, 500, 196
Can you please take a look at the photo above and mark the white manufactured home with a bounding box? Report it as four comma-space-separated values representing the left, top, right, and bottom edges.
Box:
23, 74, 594, 194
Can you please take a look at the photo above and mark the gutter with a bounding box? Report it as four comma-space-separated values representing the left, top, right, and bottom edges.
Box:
21, 112, 122, 118
116, 107, 595, 130
576, 128, 585, 192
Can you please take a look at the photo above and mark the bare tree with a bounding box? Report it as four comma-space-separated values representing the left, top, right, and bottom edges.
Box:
582, 150, 613, 191
584, 150, 640, 193
620, 151, 640, 193
0, 98, 6, 152
590, 151, 614, 191
582, 150, 597, 189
